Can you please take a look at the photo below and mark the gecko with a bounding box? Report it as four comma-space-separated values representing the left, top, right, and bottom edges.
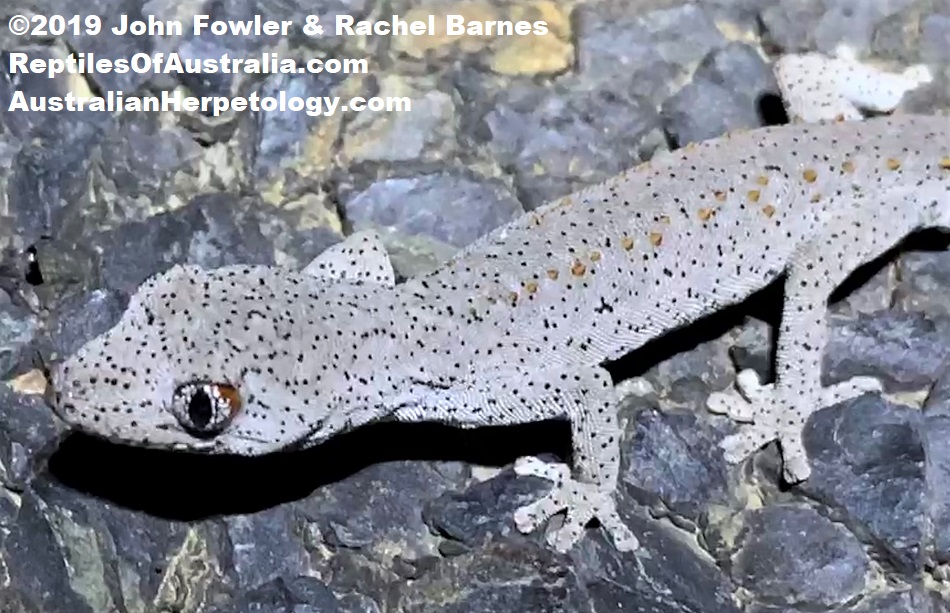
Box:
47, 54, 949, 553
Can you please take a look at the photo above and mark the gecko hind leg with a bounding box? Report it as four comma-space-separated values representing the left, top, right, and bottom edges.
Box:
509, 367, 639, 552
705, 189, 924, 482
513, 456, 638, 552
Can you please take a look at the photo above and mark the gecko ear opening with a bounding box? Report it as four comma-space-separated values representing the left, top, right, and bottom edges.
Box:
171, 382, 241, 438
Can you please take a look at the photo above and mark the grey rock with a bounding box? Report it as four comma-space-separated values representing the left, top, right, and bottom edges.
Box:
393, 541, 589, 612
0, 385, 63, 489
0, 488, 94, 612
622, 406, 735, 522
920, 14, 950, 64
207, 576, 345, 613
481, 82, 663, 209
663, 81, 756, 148
62, 0, 155, 93
824, 310, 950, 391
576, 2, 727, 96
922, 370, 950, 563
750, 589, 931, 613
761, 0, 916, 55
252, 71, 345, 179
800, 394, 925, 569
343, 76, 456, 164
7, 123, 104, 247
897, 250, 950, 317
224, 506, 312, 590
577, 506, 740, 613
422, 469, 550, 551
735, 309, 950, 391
42, 288, 128, 361
732, 504, 869, 607
95, 193, 275, 294
342, 172, 523, 248
642, 333, 736, 406
93, 111, 206, 222
0, 47, 105, 141
663, 42, 780, 145
299, 460, 467, 556
0, 294, 38, 378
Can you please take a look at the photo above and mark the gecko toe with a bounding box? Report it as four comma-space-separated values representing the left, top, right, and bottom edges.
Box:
720, 424, 776, 464
706, 390, 756, 422
513, 459, 638, 553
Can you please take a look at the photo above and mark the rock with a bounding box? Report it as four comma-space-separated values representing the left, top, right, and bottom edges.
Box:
481, 82, 664, 209
206, 576, 345, 613
731, 504, 870, 608
800, 394, 925, 570
662, 42, 780, 146
94, 193, 275, 294
921, 370, 950, 563
622, 406, 736, 522
0, 384, 64, 489
343, 75, 456, 164
342, 172, 523, 248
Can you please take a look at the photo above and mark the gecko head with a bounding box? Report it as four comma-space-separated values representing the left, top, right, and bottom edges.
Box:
48, 264, 327, 455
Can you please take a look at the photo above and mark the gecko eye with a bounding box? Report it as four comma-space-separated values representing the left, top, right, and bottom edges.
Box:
171, 382, 241, 437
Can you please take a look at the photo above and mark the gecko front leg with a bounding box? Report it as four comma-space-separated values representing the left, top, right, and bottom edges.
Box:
707, 188, 934, 482
392, 364, 638, 552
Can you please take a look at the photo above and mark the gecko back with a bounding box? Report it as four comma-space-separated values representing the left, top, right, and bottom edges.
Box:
407, 114, 950, 369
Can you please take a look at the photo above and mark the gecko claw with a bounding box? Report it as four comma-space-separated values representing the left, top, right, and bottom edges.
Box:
513, 456, 639, 553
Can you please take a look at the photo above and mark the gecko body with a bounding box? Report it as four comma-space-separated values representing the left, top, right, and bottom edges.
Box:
49, 56, 950, 552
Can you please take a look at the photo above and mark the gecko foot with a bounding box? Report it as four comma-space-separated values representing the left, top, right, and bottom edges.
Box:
707, 369, 883, 482
512, 456, 639, 553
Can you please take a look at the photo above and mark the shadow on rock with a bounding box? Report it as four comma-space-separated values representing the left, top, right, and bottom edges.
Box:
45, 419, 570, 520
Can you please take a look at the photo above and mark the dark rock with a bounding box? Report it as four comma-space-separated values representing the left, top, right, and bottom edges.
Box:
732, 504, 869, 608
0, 488, 94, 612
800, 394, 924, 570
95, 193, 275, 294
423, 469, 550, 550
824, 310, 950, 391
224, 506, 313, 590
0, 385, 64, 489
663, 43, 778, 145
207, 576, 344, 613
299, 460, 467, 556
922, 370, 950, 563
42, 287, 128, 361
0, 291, 38, 377
577, 505, 740, 613
393, 540, 589, 612
622, 407, 736, 522
481, 82, 664, 209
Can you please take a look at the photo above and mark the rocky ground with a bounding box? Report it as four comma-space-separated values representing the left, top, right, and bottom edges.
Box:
1, 0, 949, 611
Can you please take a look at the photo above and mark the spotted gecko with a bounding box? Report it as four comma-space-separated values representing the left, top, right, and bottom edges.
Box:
48, 54, 949, 553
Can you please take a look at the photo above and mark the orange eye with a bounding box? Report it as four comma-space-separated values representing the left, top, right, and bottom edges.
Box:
171, 381, 242, 437
214, 383, 242, 417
